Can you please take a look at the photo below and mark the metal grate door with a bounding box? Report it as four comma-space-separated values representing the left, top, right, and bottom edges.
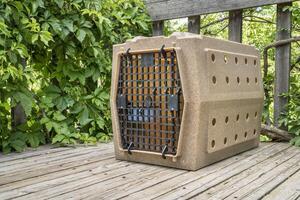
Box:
117, 47, 184, 157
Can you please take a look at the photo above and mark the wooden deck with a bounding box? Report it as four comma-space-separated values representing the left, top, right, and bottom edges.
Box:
0, 142, 299, 200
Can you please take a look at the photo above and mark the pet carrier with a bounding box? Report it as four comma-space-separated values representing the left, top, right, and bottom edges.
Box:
111, 32, 264, 170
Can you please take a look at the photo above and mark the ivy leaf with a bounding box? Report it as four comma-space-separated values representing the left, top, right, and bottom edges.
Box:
53, 112, 67, 121
54, 0, 64, 9
11, 140, 26, 152
96, 117, 105, 129
31, 34, 39, 44
56, 96, 74, 111
0, 21, 11, 36
31, 0, 44, 13
79, 107, 93, 126
40, 31, 53, 46
14, 92, 33, 116
76, 29, 86, 42
40, 117, 50, 124
45, 121, 53, 132
27, 132, 45, 148
52, 134, 65, 144
9, 132, 27, 152
7, 51, 17, 64
62, 19, 74, 32
45, 85, 61, 93
69, 103, 84, 114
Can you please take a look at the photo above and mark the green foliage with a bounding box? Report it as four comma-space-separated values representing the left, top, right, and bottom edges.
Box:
0, 0, 151, 153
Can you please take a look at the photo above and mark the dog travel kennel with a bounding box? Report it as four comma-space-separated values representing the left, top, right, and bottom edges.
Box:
111, 32, 264, 170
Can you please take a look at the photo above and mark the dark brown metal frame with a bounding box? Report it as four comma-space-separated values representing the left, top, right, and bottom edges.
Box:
117, 47, 184, 157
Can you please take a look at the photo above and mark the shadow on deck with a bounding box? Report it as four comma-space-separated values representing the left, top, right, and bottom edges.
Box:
0, 142, 299, 200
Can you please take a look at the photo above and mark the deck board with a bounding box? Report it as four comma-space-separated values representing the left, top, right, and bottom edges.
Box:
0, 142, 299, 200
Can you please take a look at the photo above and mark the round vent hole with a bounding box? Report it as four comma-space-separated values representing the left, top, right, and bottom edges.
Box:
225, 116, 229, 124
211, 140, 216, 148
212, 76, 217, 84
246, 113, 249, 120
211, 54, 216, 62
226, 76, 229, 84
212, 118, 216, 126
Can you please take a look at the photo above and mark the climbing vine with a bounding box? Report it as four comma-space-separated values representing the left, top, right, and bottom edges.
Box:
0, 0, 151, 153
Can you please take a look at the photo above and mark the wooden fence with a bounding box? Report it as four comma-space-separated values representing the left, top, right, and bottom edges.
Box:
144, 0, 296, 129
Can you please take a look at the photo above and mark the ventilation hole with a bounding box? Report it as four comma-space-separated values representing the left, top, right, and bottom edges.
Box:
254, 59, 257, 66
246, 113, 249, 120
211, 140, 215, 148
235, 57, 238, 64
253, 129, 257, 135
226, 76, 229, 84
224, 55, 228, 63
212, 118, 216, 126
236, 114, 240, 121
237, 77, 240, 84
255, 112, 258, 117
225, 116, 229, 124
235, 134, 238, 141
224, 137, 227, 144
246, 77, 250, 84
245, 58, 248, 64
255, 77, 258, 83
212, 76, 217, 84
211, 54, 215, 62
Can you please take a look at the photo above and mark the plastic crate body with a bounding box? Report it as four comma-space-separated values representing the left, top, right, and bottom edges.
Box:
111, 32, 263, 170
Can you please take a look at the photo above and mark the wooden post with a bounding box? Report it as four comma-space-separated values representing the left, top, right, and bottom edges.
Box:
228, 10, 243, 43
11, 58, 27, 129
274, 3, 292, 129
152, 20, 164, 36
188, 16, 200, 34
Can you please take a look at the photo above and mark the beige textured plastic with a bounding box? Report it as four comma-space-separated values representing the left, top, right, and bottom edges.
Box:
111, 32, 264, 170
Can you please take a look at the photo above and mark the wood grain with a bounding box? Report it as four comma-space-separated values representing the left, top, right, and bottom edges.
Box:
0, 142, 300, 200
144, 0, 296, 21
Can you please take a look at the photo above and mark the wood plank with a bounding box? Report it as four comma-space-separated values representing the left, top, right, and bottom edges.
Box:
222, 147, 300, 199
0, 145, 70, 162
0, 143, 111, 163
54, 168, 182, 200
13, 162, 167, 200
188, 16, 200, 34
97, 143, 275, 199
274, 2, 292, 129
192, 145, 300, 199
144, 0, 296, 21
0, 146, 108, 172
116, 143, 287, 199
0, 147, 109, 176
262, 169, 300, 200
0, 158, 119, 199
152, 144, 291, 200
228, 10, 243, 42
152, 20, 164, 36
0, 149, 114, 185
2, 142, 296, 200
